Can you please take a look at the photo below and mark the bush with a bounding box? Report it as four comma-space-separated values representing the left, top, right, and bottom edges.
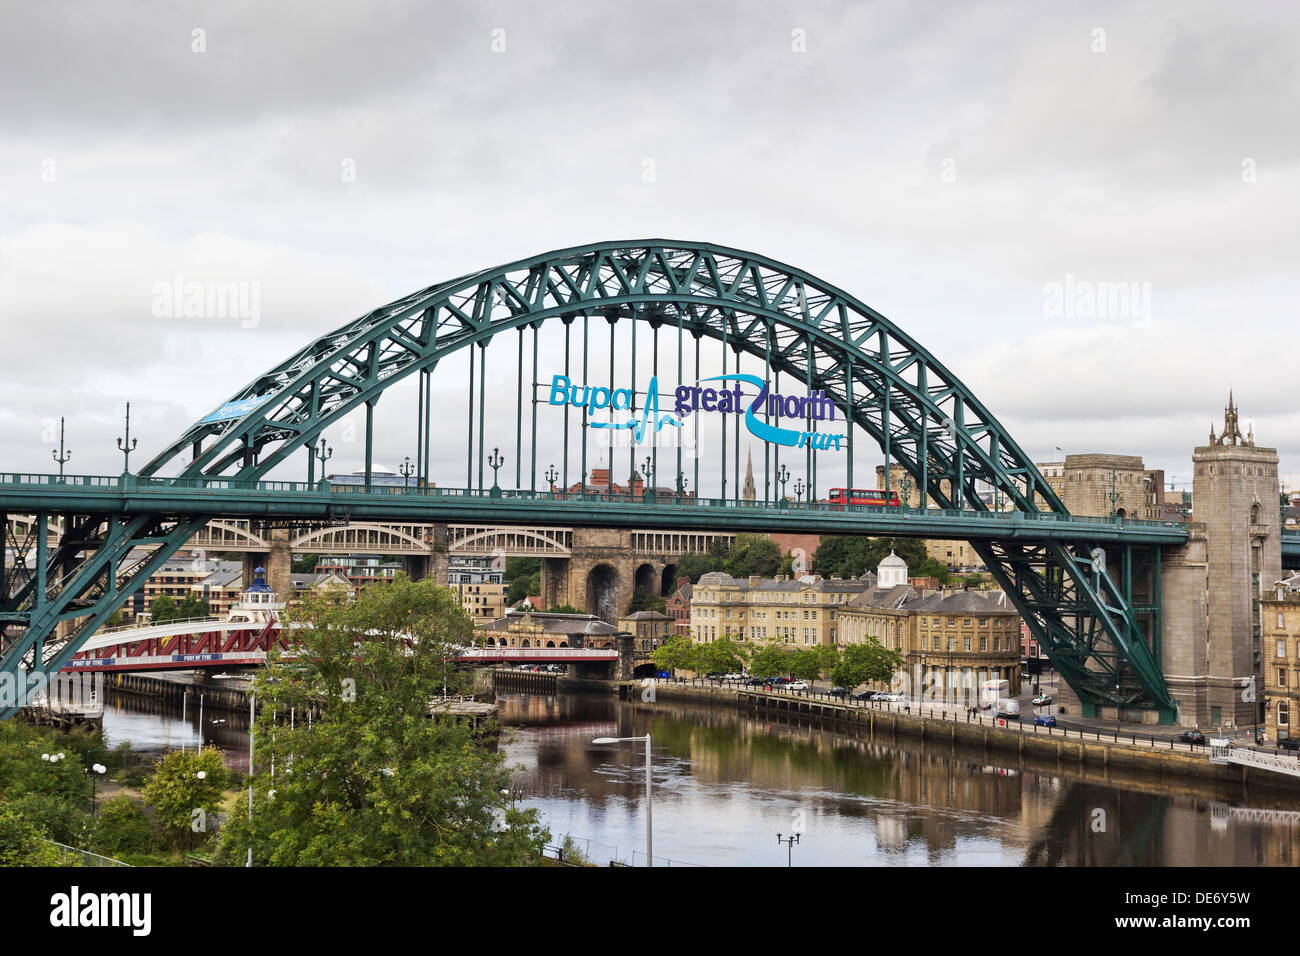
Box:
7, 792, 90, 846
0, 809, 70, 866
91, 796, 158, 857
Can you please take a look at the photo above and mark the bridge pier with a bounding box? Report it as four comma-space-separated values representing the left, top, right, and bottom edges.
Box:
402, 554, 430, 582
242, 527, 292, 597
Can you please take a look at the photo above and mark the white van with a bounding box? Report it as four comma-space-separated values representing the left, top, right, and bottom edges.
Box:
995, 698, 1020, 718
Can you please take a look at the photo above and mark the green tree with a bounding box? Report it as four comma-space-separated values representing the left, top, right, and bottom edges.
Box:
698, 635, 746, 674
0, 810, 70, 866
141, 747, 230, 848
787, 649, 823, 683
174, 594, 211, 620
916, 557, 952, 585
813, 537, 929, 579
651, 635, 701, 676
506, 557, 541, 604
292, 553, 321, 574
7, 792, 89, 846
547, 603, 582, 615
216, 576, 549, 866
90, 796, 158, 858
748, 644, 793, 678
724, 533, 782, 578
675, 550, 720, 583
148, 594, 179, 624
830, 641, 904, 690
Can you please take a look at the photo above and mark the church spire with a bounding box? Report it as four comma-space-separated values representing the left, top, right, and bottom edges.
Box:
1213, 390, 1246, 446
742, 449, 756, 502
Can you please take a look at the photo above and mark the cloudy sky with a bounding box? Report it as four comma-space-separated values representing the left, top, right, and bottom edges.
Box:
3, 1, 1297, 494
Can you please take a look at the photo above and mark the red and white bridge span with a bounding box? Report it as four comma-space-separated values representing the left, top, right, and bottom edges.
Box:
62, 619, 617, 674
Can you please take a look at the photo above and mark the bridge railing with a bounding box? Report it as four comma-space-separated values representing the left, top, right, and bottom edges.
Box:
89, 615, 225, 638
0, 473, 1190, 531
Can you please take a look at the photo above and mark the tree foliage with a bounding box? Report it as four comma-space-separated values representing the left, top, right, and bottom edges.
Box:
675, 534, 786, 583
91, 796, 158, 857
813, 537, 930, 579
747, 645, 794, 678
830, 641, 905, 690
506, 557, 541, 605
697, 636, 746, 674
651, 635, 700, 675
141, 746, 230, 846
217, 576, 549, 866
148, 594, 178, 624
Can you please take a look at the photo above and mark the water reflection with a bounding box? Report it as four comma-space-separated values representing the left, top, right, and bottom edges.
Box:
95, 689, 1300, 866
102, 691, 253, 771
496, 693, 1300, 867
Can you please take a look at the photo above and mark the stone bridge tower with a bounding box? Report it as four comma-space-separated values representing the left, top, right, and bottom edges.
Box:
1158, 393, 1279, 727
1183, 392, 1281, 728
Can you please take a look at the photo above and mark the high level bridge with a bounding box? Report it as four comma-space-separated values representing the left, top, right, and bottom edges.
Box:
0, 240, 1237, 722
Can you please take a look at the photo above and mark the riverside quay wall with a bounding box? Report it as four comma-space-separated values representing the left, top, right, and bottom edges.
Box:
589, 679, 1300, 792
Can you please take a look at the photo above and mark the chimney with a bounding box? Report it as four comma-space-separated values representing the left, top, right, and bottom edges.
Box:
749, 574, 761, 587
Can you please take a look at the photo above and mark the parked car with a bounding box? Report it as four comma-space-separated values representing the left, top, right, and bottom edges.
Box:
1032, 694, 1054, 706
851, 691, 875, 701
828, 687, 849, 698
1179, 729, 1207, 746
746, 677, 767, 686
705, 673, 724, 680
787, 681, 809, 691
1277, 736, 1300, 751
773, 676, 794, 685
1034, 714, 1057, 727
724, 673, 746, 681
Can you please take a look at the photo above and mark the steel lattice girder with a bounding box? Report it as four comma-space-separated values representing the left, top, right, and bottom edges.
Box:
974, 539, 1174, 715
0, 240, 1174, 717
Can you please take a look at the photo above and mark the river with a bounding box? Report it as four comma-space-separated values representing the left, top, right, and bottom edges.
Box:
102, 689, 1300, 866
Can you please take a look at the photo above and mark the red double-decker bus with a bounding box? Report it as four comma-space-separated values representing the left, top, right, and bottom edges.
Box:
828, 487, 901, 508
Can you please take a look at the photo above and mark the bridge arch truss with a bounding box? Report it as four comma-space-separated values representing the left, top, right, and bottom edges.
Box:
1, 241, 1175, 719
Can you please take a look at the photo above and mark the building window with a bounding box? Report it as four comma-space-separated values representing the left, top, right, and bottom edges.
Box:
1279, 640, 1287, 658
1278, 667, 1288, 687
1280, 700, 1290, 728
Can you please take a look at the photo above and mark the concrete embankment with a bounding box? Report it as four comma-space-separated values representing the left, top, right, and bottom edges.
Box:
549, 676, 1299, 793
105, 671, 253, 713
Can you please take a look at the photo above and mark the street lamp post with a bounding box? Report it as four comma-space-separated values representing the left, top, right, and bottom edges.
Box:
86, 761, 107, 817
488, 447, 504, 492
592, 734, 653, 866
641, 455, 654, 502
399, 456, 415, 489
793, 478, 805, 504
777, 464, 790, 504
777, 831, 800, 867
313, 438, 333, 480
116, 402, 138, 474
545, 464, 559, 495
1108, 468, 1120, 519
676, 470, 688, 499
52, 417, 71, 478
1115, 679, 1122, 737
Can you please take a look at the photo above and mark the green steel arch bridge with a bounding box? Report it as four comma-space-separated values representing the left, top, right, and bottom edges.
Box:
0, 240, 1208, 721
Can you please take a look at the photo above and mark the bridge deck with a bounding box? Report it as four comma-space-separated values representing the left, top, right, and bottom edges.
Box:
0, 474, 1190, 545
